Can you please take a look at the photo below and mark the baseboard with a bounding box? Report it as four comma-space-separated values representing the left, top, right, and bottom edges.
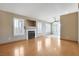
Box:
0, 39, 26, 45
61, 38, 78, 43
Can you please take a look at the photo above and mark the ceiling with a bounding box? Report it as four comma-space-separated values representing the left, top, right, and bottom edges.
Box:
0, 3, 78, 23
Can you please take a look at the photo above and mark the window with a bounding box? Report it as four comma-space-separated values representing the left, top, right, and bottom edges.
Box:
37, 21, 42, 33
46, 23, 51, 34
13, 18, 25, 36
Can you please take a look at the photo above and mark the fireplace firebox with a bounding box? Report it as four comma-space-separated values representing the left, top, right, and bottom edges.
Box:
28, 31, 35, 39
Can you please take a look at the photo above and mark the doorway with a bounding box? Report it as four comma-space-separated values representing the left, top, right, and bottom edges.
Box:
52, 17, 60, 37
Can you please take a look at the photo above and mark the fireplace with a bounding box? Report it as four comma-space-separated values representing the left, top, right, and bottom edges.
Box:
28, 31, 35, 39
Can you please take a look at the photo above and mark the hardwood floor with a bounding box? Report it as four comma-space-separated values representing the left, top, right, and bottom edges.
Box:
0, 35, 79, 56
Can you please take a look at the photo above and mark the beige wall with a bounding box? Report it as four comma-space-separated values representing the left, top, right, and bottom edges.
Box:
0, 10, 27, 44
78, 11, 79, 43
60, 12, 78, 41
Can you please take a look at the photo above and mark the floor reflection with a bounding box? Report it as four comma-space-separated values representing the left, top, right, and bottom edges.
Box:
57, 39, 61, 47
56, 36, 61, 47
14, 46, 24, 56
14, 47, 19, 56
45, 37, 51, 48
37, 40, 42, 52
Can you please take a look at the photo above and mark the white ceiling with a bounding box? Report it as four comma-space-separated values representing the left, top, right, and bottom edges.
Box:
0, 3, 78, 22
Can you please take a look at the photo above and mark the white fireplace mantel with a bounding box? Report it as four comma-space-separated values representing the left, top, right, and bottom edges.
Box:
25, 27, 36, 40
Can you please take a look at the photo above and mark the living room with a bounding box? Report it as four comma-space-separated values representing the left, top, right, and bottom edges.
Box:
0, 3, 79, 56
